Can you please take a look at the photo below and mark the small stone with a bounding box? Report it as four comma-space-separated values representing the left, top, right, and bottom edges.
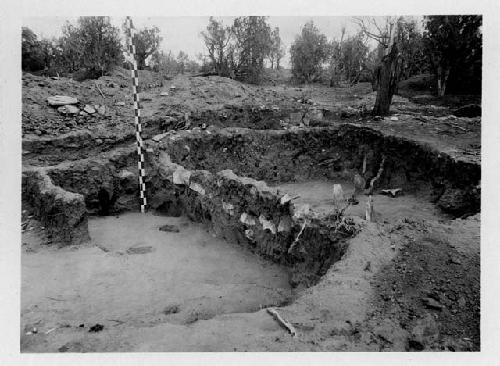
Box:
163, 304, 180, 315
159, 224, 180, 233
390, 116, 399, 121
95, 139, 103, 145
34, 129, 42, 136
115, 101, 125, 106
57, 104, 80, 115
422, 297, 445, 310
47, 95, 78, 106
79, 111, 88, 116
160, 92, 169, 96
83, 105, 96, 114
88, 323, 104, 332
97, 105, 106, 115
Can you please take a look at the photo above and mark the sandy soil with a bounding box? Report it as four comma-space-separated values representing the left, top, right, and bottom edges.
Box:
273, 180, 447, 223
21, 213, 292, 352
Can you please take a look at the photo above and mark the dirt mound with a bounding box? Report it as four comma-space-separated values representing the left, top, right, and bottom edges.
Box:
368, 232, 480, 351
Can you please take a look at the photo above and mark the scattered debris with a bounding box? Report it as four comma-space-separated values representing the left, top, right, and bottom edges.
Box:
126, 246, 154, 254
364, 261, 371, 272
163, 304, 180, 315
381, 188, 403, 198
159, 224, 180, 233
88, 323, 104, 332
58, 345, 69, 352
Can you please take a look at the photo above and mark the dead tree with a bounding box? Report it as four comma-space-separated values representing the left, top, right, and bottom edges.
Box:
354, 17, 401, 116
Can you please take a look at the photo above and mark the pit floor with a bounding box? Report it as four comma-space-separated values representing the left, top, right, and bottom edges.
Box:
272, 180, 447, 223
21, 213, 292, 352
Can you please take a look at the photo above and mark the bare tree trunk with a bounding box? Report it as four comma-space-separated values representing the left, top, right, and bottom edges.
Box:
372, 44, 399, 116
437, 65, 450, 97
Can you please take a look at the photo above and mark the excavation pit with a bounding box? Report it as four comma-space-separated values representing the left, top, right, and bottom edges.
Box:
21, 212, 293, 352
21, 123, 480, 351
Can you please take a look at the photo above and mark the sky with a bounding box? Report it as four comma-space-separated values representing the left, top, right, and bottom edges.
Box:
22, 16, 419, 68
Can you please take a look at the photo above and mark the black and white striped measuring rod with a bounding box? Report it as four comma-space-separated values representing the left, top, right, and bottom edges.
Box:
125, 16, 147, 213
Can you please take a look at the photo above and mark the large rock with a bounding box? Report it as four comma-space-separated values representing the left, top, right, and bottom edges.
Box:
47, 95, 78, 106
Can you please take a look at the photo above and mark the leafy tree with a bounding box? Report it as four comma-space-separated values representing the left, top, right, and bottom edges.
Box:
423, 15, 482, 96
176, 51, 189, 74
229, 16, 273, 83
290, 21, 330, 83
329, 31, 369, 86
76, 17, 123, 77
201, 17, 232, 76
22, 27, 46, 71
132, 26, 162, 70
56, 22, 84, 73
269, 27, 285, 69
396, 19, 428, 80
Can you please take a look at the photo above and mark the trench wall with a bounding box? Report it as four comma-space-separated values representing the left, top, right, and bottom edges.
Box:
22, 169, 89, 245
146, 152, 355, 286
154, 125, 480, 216
42, 146, 140, 214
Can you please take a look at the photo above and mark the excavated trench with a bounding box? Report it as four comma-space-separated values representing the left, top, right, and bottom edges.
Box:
23, 123, 480, 277
21, 123, 480, 350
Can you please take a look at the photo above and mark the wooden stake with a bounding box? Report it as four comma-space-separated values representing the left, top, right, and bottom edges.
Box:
266, 307, 297, 337
366, 195, 374, 222
95, 81, 105, 99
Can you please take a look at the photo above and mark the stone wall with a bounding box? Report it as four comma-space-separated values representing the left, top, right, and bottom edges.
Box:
151, 125, 480, 216
22, 169, 89, 246
147, 152, 356, 287
44, 145, 140, 214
